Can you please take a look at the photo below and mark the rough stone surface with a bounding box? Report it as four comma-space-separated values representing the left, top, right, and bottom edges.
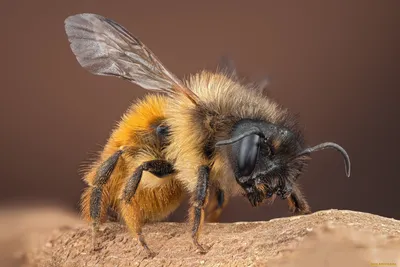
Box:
3, 208, 400, 267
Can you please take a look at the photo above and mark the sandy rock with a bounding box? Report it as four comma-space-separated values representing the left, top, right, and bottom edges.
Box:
2, 208, 400, 266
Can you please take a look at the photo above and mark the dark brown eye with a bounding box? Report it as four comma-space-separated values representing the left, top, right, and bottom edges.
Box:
237, 134, 261, 176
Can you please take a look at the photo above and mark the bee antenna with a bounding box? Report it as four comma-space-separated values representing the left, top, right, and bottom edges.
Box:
297, 142, 351, 177
215, 127, 264, 147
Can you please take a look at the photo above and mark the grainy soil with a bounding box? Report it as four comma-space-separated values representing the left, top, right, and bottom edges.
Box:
2, 207, 400, 267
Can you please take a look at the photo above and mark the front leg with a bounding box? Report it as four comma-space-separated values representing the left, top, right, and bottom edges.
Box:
206, 187, 229, 223
287, 183, 311, 215
190, 165, 210, 254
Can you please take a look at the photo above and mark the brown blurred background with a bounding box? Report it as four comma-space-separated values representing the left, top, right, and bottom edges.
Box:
1, 1, 399, 222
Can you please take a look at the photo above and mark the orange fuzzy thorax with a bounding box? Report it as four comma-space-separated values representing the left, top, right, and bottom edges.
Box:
111, 94, 169, 146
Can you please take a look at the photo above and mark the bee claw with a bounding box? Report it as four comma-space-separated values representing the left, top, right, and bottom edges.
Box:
91, 236, 102, 252
92, 244, 102, 252
144, 250, 157, 259
137, 233, 156, 258
193, 240, 209, 254
301, 209, 312, 215
91, 224, 101, 252
196, 247, 208, 254
289, 206, 312, 215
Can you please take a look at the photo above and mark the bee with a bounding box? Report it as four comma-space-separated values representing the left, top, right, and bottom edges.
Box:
64, 13, 351, 256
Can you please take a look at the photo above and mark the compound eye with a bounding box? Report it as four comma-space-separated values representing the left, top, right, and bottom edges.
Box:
237, 134, 261, 176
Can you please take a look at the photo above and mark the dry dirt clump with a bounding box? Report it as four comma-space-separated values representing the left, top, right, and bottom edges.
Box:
3, 208, 400, 267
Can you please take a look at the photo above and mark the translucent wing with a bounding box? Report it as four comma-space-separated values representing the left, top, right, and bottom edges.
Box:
218, 56, 269, 93
64, 13, 199, 103
218, 56, 238, 78
249, 76, 269, 94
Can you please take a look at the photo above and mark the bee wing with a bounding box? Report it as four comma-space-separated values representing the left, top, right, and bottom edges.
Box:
250, 76, 269, 94
64, 13, 199, 103
218, 56, 238, 79
218, 56, 269, 93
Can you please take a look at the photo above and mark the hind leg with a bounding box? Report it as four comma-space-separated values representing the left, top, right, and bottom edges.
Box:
81, 149, 125, 250
107, 206, 120, 222
81, 186, 110, 251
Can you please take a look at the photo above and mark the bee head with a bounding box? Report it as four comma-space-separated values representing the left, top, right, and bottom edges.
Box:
216, 119, 351, 207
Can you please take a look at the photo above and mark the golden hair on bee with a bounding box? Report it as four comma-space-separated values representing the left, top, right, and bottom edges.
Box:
64, 13, 351, 256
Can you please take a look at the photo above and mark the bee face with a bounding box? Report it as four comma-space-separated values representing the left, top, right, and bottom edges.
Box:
216, 118, 350, 207
225, 120, 307, 206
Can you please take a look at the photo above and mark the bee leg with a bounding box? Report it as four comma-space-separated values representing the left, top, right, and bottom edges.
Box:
89, 149, 124, 251
121, 159, 175, 257
190, 165, 210, 254
287, 183, 311, 215
107, 206, 120, 222
91, 221, 100, 251
120, 200, 155, 257
206, 188, 229, 223
122, 159, 175, 201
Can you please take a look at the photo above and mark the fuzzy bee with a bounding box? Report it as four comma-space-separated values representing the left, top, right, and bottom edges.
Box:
64, 13, 351, 256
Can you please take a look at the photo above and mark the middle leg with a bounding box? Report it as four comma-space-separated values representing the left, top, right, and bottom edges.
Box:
190, 165, 211, 253
120, 159, 175, 256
